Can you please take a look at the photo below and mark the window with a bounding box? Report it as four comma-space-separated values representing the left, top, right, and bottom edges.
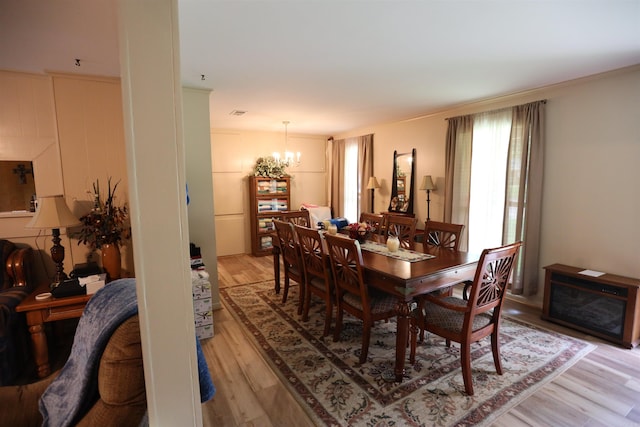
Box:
467, 110, 512, 254
329, 134, 374, 224
446, 100, 545, 295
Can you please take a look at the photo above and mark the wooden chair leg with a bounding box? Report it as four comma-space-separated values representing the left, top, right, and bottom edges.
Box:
333, 304, 343, 342
297, 280, 304, 315
460, 341, 474, 396
359, 320, 372, 364
302, 287, 312, 321
491, 331, 503, 375
323, 300, 332, 337
282, 274, 290, 304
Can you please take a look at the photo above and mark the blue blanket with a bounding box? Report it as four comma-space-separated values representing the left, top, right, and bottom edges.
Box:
39, 278, 215, 426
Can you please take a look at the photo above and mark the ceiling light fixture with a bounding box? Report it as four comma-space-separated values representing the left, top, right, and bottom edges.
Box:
272, 120, 300, 167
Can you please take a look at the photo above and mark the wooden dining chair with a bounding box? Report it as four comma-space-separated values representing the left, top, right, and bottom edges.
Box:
273, 220, 305, 314
324, 233, 397, 364
293, 224, 334, 337
385, 215, 418, 248
417, 220, 466, 339
409, 241, 522, 395
359, 212, 385, 235
281, 209, 311, 228
424, 220, 464, 251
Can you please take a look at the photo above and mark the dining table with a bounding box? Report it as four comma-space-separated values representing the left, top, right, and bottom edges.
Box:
359, 240, 479, 381
272, 232, 480, 382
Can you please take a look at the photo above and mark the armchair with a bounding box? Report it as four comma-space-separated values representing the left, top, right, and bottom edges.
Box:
0, 239, 34, 386
0, 278, 215, 426
0, 314, 145, 427
409, 241, 522, 395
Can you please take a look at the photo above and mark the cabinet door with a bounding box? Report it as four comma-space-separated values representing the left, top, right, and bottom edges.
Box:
256, 198, 289, 213
255, 178, 288, 195
259, 235, 274, 251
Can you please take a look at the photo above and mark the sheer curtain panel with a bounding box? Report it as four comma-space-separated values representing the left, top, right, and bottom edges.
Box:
330, 134, 374, 222
444, 101, 545, 295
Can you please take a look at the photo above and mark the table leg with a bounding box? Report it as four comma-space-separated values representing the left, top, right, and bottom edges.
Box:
394, 299, 411, 382
273, 246, 281, 294
28, 322, 51, 378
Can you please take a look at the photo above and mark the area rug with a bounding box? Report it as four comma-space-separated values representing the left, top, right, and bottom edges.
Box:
220, 281, 595, 426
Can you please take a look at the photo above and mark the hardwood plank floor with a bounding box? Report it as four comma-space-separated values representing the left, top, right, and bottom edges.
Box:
202, 254, 640, 427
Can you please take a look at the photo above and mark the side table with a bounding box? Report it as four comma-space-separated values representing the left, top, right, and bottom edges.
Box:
16, 283, 91, 378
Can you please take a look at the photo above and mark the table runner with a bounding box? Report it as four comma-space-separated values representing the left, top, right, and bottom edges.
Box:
359, 241, 435, 262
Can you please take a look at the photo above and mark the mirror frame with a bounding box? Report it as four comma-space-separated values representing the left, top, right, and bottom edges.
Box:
388, 148, 416, 214
0, 160, 36, 212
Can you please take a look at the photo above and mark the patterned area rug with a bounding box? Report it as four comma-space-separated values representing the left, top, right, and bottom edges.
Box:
220, 281, 595, 426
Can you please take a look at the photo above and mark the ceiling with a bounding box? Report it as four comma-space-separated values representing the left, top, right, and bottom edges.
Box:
1, 0, 639, 135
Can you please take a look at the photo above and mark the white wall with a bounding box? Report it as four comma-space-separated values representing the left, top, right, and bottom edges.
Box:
183, 87, 221, 310
0, 70, 131, 282
541, 68, 640, 280
336, 66, 640, 305
118, 0, 202, 424
210, 128, 328, 256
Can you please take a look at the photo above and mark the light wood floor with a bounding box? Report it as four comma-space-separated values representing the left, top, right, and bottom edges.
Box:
201, 254, 640, 427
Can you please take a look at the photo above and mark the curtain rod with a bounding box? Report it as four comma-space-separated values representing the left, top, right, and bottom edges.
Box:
445, 99, 547, 121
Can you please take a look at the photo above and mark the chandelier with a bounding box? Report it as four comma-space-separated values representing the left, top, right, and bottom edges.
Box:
272, 121, 301, 166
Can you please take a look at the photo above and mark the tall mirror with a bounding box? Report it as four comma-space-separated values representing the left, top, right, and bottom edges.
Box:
388, 148, 416, 214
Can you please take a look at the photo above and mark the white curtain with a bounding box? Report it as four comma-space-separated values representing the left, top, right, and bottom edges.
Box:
343, 138, 358, 222
330, 134, 374, 223
445, 101, 545, 295
468, 109, 512, 254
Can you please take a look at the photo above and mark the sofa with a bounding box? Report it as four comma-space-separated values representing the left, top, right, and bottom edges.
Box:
0, 239, 34, 386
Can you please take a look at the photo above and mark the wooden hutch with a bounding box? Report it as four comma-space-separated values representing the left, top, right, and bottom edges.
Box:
249, 176, 291, 256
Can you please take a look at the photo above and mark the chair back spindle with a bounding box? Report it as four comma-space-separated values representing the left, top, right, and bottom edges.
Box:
424, 220, 464, 251
385, 215, 417, 248
359, 213, 384, 235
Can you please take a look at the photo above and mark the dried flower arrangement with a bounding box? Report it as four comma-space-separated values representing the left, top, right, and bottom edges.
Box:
252, 156, 290, 179
75, 178, 130, 251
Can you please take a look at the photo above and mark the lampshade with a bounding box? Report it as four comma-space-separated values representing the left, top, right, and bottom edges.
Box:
419, 175, 436, 191
26, 195, 80, 229
366, 176, 380, 190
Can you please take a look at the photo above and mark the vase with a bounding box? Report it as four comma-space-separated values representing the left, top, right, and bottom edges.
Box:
386, 235, 400, 252
101, 243, 122, 281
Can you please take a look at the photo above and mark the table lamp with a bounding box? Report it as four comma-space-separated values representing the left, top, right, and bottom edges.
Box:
419, 175, 436, 220
366, 176, 380, 213
26, 195, 81, 286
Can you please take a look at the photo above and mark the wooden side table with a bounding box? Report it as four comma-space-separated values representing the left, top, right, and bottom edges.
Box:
16, 283, 91, 378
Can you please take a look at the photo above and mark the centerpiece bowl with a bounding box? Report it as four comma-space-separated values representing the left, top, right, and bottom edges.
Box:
348, 222, 372, 244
